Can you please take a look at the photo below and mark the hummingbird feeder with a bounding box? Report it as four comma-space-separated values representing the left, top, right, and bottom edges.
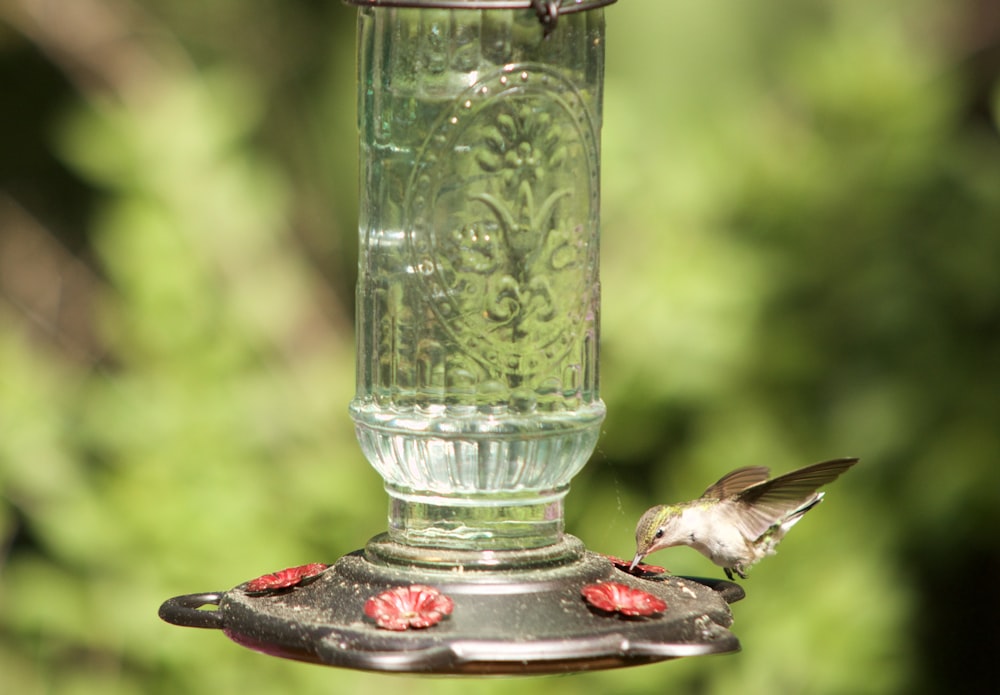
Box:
159, 0, 744, 674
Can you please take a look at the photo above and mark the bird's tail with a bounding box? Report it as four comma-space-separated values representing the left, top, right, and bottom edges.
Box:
759, 492, 825, 555
780, 492, 824, 531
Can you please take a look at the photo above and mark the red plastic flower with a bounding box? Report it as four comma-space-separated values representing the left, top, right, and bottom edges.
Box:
605, 555, 667, 577
364, 585, 454, 631
581, 582, 667, 617
245, 563, 328, 594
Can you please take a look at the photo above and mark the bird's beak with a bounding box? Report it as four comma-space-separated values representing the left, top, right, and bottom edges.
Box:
628, 552, 644, 572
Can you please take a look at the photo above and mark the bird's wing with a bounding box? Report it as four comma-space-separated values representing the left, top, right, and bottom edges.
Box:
731, 458, 859, 539
700, 466, 771, 500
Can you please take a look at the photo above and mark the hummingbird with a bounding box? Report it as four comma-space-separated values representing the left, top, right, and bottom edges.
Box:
630, 457, 858, 580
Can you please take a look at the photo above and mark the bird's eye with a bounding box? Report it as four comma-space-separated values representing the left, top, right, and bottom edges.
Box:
654, 529, 664, 539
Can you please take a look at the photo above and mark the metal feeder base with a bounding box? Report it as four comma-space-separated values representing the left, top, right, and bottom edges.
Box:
159, 535, 743, 674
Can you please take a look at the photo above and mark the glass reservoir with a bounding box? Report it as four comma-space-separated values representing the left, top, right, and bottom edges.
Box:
350, 3, 607, 551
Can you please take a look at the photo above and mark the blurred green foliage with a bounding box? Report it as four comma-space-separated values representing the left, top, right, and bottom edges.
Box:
1, 0, 998, 693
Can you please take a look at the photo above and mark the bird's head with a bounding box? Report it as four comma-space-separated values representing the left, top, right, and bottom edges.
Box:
630, 504, 684, 570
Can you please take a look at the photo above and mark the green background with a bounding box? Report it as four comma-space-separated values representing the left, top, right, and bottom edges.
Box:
2, 1, 998, 693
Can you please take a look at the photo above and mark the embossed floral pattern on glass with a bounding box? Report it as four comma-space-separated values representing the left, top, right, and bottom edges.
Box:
351, 6, 606, 550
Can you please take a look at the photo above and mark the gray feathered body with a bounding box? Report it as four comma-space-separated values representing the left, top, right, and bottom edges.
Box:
631, 458, 858, 579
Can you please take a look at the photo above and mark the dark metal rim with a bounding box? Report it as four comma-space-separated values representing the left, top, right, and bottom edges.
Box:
342, 1, 617, 13
223, 629, 740, 674
342, 0, 616, 35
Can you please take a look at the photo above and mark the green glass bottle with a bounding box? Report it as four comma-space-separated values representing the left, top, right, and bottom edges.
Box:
349, 1, 609, 552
